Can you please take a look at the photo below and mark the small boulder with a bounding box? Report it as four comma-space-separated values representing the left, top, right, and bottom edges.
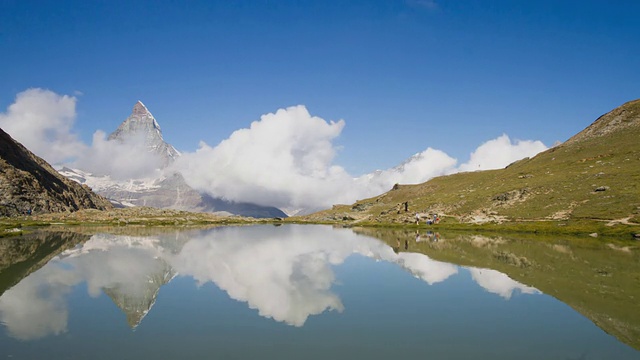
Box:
589, 233, 598, 238
594, 186, 610, 192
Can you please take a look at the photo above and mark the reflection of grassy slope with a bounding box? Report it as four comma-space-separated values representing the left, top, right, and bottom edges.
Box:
355, 227, 640, 350
300, 99, 640, 226
0, 231, 90, 296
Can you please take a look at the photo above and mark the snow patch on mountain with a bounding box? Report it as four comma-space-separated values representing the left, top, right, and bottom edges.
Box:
57, 166, 161, 194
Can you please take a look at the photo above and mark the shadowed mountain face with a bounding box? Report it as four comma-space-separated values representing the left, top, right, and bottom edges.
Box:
61, 102, 286, 218
0, 128, 112, 216
304, 99, 640, 224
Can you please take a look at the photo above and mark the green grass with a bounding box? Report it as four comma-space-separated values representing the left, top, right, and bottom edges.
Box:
0, 219, 54, 237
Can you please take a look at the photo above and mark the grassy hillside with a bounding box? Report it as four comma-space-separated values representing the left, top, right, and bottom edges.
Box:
296, 99, 640, 229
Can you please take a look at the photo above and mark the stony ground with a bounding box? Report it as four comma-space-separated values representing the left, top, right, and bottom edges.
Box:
28, 207, 262, 225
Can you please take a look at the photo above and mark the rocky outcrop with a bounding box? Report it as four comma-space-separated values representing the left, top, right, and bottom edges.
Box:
0, 128, 112, 216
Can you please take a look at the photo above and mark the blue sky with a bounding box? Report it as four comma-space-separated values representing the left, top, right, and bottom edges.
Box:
1, 0, 639, 175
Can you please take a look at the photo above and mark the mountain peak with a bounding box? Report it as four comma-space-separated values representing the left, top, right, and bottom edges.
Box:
565, 98, 640, 145
132, 101, 150, 116
107, 101, 180, 165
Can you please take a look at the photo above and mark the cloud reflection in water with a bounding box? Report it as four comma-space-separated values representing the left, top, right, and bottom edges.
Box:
0, 226, 539, 339
468, 268, 540, 299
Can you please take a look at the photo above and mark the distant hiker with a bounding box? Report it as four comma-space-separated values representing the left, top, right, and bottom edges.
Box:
27, 208, 32, 215
404, 202, 409, 212
415, 213, 420, 225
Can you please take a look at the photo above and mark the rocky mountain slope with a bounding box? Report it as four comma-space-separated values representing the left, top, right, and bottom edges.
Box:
0, 128, 112, 217
108, 101, 180, 166
62, 102, 286, 218
299, 99, 640, 225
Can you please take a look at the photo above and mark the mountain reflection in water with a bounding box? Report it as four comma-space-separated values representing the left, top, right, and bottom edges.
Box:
0, 225, 638, 360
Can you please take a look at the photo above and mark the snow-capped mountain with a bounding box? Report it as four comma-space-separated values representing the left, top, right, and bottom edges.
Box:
60, 102, 286, 218
107, 101, 180, 166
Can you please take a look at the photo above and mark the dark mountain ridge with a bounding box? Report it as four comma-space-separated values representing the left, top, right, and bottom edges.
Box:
0, 128, 112, 216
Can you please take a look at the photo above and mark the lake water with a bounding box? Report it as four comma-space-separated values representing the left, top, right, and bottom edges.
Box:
0, 224, 638, 359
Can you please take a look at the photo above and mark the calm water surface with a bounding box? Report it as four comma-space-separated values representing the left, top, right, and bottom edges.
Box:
0, 225, 638, 359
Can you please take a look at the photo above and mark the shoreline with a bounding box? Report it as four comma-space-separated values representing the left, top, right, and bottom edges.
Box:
2, 208, 638, 240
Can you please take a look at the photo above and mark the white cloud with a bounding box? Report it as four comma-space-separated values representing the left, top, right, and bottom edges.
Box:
458, 134, 547, 172
357, 147, 458, 197
172, 105, 357, 210
0, 88, 85, 164
173, 106, 547, 212
0, 89, 548, 212
72, 130, 163, 179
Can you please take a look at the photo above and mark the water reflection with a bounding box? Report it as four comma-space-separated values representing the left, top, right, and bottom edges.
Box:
469, 268, 539, 299
0, 263, 75, 340
0, 225, 542, 340
169, 226, 352, 326
354, 226, 640, 351
395, 252, 458, 285
0, 236, 174, 338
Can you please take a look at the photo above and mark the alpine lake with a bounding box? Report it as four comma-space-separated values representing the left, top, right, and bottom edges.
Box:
0, 224, 638, 360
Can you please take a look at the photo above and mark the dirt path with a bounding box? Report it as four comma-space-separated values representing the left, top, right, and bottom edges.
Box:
605, 217, 638, 226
